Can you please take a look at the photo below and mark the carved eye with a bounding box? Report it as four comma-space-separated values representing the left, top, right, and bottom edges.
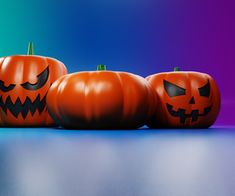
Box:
0, 80, 15, 92
21, 67, 49, 90
164, 80, 186, 97
198, 80, 210, 97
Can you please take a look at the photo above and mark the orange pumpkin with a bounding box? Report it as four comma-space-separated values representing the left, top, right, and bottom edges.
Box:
0, 42, 68, 126
146, 67, 221, 128
46, 65, 157, 129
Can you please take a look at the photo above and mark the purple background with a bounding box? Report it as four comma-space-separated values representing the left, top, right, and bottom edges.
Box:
1, 0, 234, 125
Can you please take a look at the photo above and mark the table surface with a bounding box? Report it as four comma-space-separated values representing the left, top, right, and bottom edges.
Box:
0, 126, 235, 196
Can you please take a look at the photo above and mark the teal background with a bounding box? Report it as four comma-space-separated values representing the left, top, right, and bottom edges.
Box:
0, 1, 60, 55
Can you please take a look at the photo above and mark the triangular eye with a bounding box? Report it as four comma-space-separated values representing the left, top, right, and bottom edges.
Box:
198, 80, 210, 97
164, 80, 186, 97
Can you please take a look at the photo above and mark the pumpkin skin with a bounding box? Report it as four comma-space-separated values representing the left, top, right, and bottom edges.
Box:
146, 69, 220, 128
0, 44, 67, 126
46, 66, 157, 129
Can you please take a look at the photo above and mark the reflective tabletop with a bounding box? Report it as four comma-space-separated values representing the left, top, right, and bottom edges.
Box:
0, 127, 234, 196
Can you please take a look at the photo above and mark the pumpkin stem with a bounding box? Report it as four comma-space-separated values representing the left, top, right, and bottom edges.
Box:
27, 42, 34, 55
97, 64, 106, 71
174, 67, 180, 71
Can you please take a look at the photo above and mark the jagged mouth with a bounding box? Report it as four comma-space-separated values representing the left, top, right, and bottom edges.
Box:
166, 103, 212, 123
0, 94, 46, 119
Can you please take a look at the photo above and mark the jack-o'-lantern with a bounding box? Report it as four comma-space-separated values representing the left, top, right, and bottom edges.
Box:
46, 65, 157, 129
146, 67, 220, 128
0, 42, 68, 126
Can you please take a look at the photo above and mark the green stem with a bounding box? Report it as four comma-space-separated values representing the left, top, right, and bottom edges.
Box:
97, 64, 106, 71
174, 67, 180, 71
27, 42, 34, 55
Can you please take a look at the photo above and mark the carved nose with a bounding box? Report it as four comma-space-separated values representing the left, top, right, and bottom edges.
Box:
189, 96, 195, 104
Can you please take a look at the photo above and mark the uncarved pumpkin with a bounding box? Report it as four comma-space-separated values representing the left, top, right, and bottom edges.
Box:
47, 65, 157, 129
146, 67, 220, 128
0, 42, 68, 126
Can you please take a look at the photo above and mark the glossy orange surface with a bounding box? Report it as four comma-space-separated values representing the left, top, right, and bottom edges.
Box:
47, 71, 157, 129
146, 71, 220, 128
0, 55, 67, 126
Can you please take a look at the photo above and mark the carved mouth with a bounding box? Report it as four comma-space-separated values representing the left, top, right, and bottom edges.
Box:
166, 103, 212, 123
0, 94, 46, 119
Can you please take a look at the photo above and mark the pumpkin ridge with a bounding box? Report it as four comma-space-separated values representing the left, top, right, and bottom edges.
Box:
187, 72, 193, 126
115, 72, 125, 126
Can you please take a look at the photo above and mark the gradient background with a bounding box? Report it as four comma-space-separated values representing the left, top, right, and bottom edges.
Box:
0, 2, 235, 195
0, 0, 234, 125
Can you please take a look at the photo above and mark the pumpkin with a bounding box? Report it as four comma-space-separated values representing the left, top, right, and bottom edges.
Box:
146, 67, 221, 128
46, 65, 157, 129
0, 42, 68, 126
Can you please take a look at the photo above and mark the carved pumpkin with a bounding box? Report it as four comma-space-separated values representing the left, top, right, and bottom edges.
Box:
0, 42, 68, 126
146, 67, 220, 128
46, 65, 157, 129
